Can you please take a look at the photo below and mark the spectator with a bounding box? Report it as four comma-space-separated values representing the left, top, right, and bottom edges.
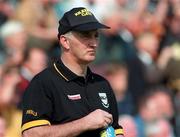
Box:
15, 0, 58, 50
0, 20, 27, 66
124, 0, 168, 38
0, 66, 21, 137
154, 89, 174, 120
134, 86, 175, 137
127, 32, 163, 111
94, 8, 134, 65
0, 66, 20, 108
20, 47, 48, 82
17, 47, 48, 108
104, 62, 134, 115
118, 114, 137, 137
145, 118, 174, 137
161, 9, 180, 47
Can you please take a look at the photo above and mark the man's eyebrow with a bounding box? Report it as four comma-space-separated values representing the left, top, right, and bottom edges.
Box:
76, 31, 98, 35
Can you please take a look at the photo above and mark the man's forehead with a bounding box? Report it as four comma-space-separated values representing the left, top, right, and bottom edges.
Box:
72, 30, 98, 35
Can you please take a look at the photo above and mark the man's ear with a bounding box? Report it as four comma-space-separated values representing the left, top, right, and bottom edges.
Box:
59, 35, 70, 50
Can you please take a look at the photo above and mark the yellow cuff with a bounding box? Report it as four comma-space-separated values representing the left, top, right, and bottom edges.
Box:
115, 128, 124, 135
22, 120, 51, 132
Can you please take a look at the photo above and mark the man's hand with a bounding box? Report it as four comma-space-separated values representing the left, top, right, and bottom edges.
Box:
82, 109, 113, 130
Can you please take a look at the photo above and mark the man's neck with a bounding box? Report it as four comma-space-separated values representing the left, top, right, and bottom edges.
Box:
61, 55, 87, 77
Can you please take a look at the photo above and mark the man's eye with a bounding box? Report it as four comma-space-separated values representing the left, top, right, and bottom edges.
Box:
75, 31, 99, 38
82, 32, 99, 38
78, 32, 89, 38
82, 34, 90, 38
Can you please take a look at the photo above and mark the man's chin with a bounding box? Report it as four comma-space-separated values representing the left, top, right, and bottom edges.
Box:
87, 56, 96, 62
81, 57, 95, 64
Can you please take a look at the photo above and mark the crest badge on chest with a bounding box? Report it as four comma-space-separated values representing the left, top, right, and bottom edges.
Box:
98, 93, 109, 108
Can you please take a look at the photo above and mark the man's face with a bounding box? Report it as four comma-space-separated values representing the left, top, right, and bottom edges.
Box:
66, 30, 99, 64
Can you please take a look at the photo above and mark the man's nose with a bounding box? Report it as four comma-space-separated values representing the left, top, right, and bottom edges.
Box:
88, 38, 98, 47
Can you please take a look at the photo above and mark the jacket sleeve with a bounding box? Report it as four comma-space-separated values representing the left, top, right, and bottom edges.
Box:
21, 75, 53, 133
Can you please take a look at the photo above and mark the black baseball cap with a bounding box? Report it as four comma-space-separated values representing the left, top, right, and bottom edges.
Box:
57, 7, 110, 39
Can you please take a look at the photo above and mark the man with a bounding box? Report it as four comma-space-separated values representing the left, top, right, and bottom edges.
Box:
21, 7, 124, 137
0, 20, 27, 66
17, 47, 48, 109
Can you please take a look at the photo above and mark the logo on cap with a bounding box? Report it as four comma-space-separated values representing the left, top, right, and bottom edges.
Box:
74, 8, 92, 16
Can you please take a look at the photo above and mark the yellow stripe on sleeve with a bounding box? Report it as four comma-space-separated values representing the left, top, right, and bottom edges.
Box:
115, 128, 124, 135
22, 120, 51, 132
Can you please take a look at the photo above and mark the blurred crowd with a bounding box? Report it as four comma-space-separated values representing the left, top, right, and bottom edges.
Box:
0, 0, 180, 137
